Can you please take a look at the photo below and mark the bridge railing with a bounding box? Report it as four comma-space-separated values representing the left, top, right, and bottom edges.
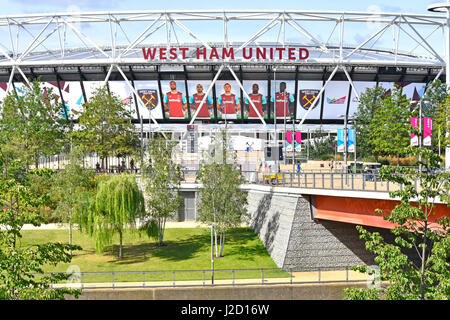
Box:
180, 169, 411, 193
246, 171, 399, 193
36, 161, 448, 194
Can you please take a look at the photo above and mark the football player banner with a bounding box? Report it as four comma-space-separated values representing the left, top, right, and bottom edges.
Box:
337, 129, 345, 153
423, 117, 432, 147
347, 129, 355, 153
299, 89, 320, 111
138, 89, 159, 111
410, 117, 419, 146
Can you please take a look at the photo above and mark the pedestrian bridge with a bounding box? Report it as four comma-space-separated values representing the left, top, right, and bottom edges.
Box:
179, 170, 449, 231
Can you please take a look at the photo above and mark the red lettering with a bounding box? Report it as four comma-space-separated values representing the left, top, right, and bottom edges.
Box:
256, 47, 266, 60
269, 48, 274, 60
209, 47, 219, 59
299, 48, 309, 60
288, 47, 296, 60
180, 47, 189, 59
243, 48, 253, 59
276, 48, 285, 59
197, 47, 207, 59
159, 48, 167, 60
222, 47, 235, 59
169, 48, 177, 60
142, 47, 157, 60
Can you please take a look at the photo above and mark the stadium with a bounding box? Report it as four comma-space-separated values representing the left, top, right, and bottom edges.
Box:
0, 9, 448, 172
1, 7, 449, 284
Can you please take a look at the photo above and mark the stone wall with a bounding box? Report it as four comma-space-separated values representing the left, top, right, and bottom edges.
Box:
246, 188, 394, 271
283, 196, 379, 271
247, 191, 297, 268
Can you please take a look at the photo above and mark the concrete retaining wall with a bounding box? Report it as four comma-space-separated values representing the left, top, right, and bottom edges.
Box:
69, 282, 367, 300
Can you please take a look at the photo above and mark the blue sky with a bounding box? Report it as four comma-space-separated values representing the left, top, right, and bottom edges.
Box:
0, 0, 440, 14
0, 0, 446, 57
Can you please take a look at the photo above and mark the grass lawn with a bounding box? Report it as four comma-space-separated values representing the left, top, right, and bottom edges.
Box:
20, 227, 288, 283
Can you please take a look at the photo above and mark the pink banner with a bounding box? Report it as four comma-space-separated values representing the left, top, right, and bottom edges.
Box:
423, 117, 432, 146
286, 131, 293, 144
410, 117, 418, 146
295, 132, 301, 145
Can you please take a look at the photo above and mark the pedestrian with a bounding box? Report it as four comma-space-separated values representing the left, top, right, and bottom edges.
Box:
296, 162, 301, 174
95, 162, 101, 173
130, 158, 135, 172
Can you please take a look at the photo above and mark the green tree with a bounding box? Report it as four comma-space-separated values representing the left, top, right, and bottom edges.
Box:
354, 85, 387, 160
197, 130, 249, 257
307, 130, 336, 161
0, 79, 68, 169
433, 95, 450, 160
368, 86, 412, 161
76, 174, 145, 259
0, 233, 81, 300
344, 147, 450, 300
0, 172, 81, 300
415, 80, 449, 158
50, 147, 95, 255
140, 137, 183, 246
71, 85, 139, 169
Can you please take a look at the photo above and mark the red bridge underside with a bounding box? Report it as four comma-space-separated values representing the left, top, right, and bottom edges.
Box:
314, 195, 450, 230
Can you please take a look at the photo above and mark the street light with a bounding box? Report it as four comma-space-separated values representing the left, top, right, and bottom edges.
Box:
338, 114, 348, 171
412, 99, 430, 173
348, 118, 357, 173
210, 224, 214, 285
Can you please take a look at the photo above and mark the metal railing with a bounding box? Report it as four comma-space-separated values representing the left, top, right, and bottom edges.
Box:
31, 267, 369, 290
180, 169, 412, 193
36, 158, 448, 194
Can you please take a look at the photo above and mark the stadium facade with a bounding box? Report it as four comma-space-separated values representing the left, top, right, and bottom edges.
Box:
0, 9, 449, 168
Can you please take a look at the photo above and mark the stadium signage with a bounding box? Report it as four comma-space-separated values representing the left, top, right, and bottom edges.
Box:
142, 47, 309, 61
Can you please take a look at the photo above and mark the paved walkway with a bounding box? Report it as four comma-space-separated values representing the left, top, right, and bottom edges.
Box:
53, 269, 371, 289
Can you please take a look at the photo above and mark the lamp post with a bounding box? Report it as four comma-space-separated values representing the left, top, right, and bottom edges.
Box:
338, 114, 348, 167
338, 114, 348, 178
210, 224, 214, 285
413, 99, 430, 173
140, 115, 144, 166
273, 67, 278, 172
348, 118, 357, 173
428, 1, 450, 170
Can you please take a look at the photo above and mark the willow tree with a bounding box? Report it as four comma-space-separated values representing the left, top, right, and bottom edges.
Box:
77, 174, 145, 259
